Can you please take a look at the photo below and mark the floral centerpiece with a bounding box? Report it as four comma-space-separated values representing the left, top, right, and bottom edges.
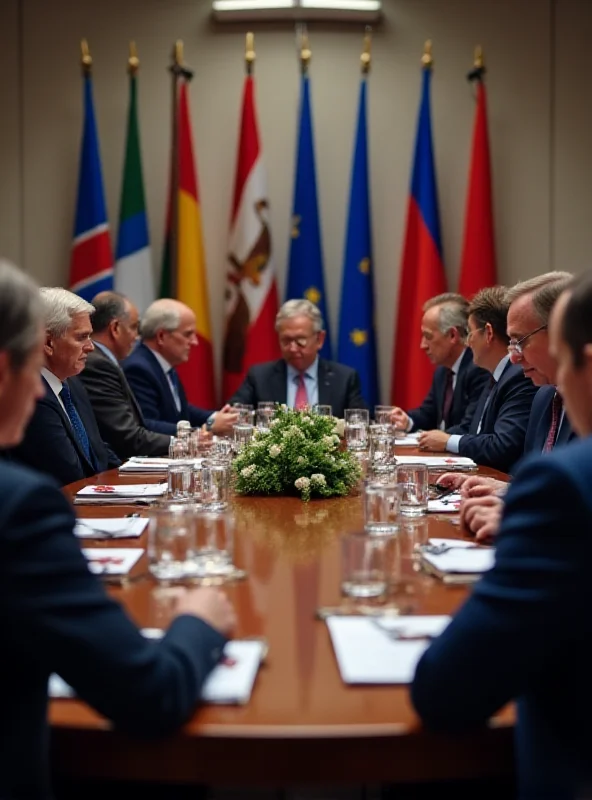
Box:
232, 406, 361, 502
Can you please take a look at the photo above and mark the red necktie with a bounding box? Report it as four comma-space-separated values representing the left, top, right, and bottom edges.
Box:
294, 373, 309, 410
543, 392, 563, 452
441, 369, 454, 427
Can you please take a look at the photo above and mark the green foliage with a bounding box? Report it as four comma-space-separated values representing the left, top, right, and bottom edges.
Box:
232, 406, 361, 502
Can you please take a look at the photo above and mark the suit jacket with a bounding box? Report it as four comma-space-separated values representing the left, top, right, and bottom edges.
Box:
0, 462, 226, 800
122, 343, 212, 433
229, 358, 368, 419
523, 385, 577, 456
4, 376, 120, 486
408, 348, 490, 434
456, 361, 537, 473
79, 347, 171, 460
411, 437, 592, 800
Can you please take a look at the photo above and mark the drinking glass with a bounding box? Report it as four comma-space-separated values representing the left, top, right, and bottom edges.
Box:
344, 408, 369, 451
233, 403, 254, 425
233, 423, 254, 451
212, 436, 233, 463
169, 436, 189, 460
369, 431, 396, 466
201, 461, 230, 510
256, 408, 274, 431
397, 463, 429, 516
374, 405, 395, 426
167, 462, 193, 500
363, 481, 401, 535
148, 502, 196, 582
341, 532, 394, 599
313, 404, 333, 417
191, 511, 235, 578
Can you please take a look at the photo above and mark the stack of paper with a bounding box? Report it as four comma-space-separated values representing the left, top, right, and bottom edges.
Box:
327, 615, 450, 684
119, 457, 202, 473
395, 455, 477, 470
82, 547, 144, 577
74, 518, 148, 539
49, 636, 265, 705
419, 538, 495, 584
394, 432, 421, 447
428, 492, 462, 513
74, 483, 167, 505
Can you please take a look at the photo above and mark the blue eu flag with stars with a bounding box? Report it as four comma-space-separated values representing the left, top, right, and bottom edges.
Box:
337, 77, 379, 408
286, 74, 332, 359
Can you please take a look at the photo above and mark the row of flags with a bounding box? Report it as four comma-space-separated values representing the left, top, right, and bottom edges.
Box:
68, 39, 496, 412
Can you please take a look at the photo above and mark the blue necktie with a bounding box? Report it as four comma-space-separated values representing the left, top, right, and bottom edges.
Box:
167, 368, 182, 412
60, 382, 94, 466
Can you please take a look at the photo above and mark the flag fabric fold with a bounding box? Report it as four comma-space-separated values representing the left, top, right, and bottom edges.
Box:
69, 74, 113, 301
222, 75, 280, 401
114, 70, 154, 312
458, 78, 496, 297
337, 77, 379, 409
286, 74, 331, 358
161, 80, 216, 408
390, 67, 447, 410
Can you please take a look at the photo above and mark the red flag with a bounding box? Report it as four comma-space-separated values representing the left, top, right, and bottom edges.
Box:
458, 80, 496, 297
391, 66, 447, 410
222, 75, 280, 401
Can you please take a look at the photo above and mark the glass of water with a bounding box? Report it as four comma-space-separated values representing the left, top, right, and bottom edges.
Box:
192, 510, 235, 578
363, 480, 401, 535
233, 423, 254, 451
341, 532, 394, 599
344, 408, 369, 451
397, 463, 429, 516
148, 502, 196, 582
374, 405, 395, 426
167, 462, 193, 500
169, 436, 189, 460
201, 461, 230, 510
313, 404, 333, 417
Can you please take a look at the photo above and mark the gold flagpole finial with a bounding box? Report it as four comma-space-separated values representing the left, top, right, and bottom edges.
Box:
474, 45, 484, 70
128, 41, 139, 76
245, 32, 255, 75
299, 24, 311, 75
80, 39, 92, 76
361, 26, 372, 74
421, 39, 433, 70
173, 40, 184, 68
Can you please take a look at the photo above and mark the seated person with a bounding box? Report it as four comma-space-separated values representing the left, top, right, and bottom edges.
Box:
0, 260, 236, 800
391, 293, 489, 433
4, 287, 120, 485
411, 271, 592, 800
123, 299, 238, 435
416, 286, 538, 473
230, 299, 367, 418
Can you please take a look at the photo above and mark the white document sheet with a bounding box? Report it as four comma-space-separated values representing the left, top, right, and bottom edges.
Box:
82, 547, 144, 576
326, 615, 451, 684
74, 518, 148, 539
49, 636, 265, 705
394, 433, 421, 446
428, 492, 462, 513
395, 455, 477, 469
119, 458, 202, 473
74, 483, 167, 504
422, 545, 495, 574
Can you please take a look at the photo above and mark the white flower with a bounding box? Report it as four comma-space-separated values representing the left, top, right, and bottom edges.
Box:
311, 473, 326, 486
333, 419, 345, 438
296, 455, 306, 465
269, 418, 280, 427
322, 434, 337, 448
302, 416, 313, 424
295, 477, 310, 490
269, 444, 283, 457
241, 464, 256, 478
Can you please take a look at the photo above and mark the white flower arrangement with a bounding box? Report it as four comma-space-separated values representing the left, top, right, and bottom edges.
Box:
232, 405, 361, 501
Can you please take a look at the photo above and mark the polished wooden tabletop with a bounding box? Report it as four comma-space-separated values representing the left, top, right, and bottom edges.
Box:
50, 454, 515, 786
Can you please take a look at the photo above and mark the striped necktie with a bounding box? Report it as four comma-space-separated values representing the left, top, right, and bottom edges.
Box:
543, 392, 563, 452
294, 373, 309, 410
60, 382, 94, 466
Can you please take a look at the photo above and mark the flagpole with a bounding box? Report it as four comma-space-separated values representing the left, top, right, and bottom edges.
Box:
168, 41, 193, 298
80, 38, 92, 77
467, 45, 486, 89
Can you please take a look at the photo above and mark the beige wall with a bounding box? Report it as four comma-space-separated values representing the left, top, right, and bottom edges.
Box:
0, 0, 590, 398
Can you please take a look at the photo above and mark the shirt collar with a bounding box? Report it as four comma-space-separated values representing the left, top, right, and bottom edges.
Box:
450, 349, 465, 376
92, 340, 119, 366
41, 367, 64, 399
492, 354, 510, 383
287, 357, 319, 383
149, 347, 175, 376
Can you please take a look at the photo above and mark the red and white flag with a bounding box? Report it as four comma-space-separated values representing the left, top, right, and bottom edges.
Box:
222, 75, 280, 401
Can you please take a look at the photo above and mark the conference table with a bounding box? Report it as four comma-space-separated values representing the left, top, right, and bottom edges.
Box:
50, 453, 514, 789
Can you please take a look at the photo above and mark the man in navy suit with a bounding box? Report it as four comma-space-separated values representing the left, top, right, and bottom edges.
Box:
417, 287, 537, 473
412, 271, 592, 799
391, 293, 489, 433
229, 299, 367, 418
0, 260, 236, 800
4, 288, 121, 485
123, 299, 238, 436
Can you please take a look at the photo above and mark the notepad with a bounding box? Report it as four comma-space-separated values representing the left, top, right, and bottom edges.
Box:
119, 458, 202, 473
395, 455, 477, 470
393, 433, 421, 446
49, 636, 265, 705
82, 547, 144, 576
74, 518, 148, 539
428, 492, 462, 513
419, 539, 495, 584
74, 483, 167, 504
327, 615, 450, 684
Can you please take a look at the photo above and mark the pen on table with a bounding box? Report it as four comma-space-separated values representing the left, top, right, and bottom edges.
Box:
432, 486, 459, 501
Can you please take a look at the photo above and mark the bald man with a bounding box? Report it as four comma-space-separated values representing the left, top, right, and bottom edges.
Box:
123, 299, 238, 435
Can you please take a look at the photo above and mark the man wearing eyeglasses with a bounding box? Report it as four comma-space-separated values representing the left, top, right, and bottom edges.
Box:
229, 299, 367, 418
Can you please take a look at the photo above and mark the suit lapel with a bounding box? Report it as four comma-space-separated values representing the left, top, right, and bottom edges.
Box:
45, 378, 94, 470
317, 359, 334, 408
270, 361, 288, 404
95, 347, 145, 422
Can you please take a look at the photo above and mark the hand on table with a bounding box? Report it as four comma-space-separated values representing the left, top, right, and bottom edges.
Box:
175, 587, 237, 636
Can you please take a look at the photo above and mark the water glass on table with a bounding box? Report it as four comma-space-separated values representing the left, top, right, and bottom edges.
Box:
312, 404, 333, 417
363, 480, 401, 535
201, 461, 230, 511
192, 510, 235, 578
374, 405, 395, 426
148, 502, 197, 582
169, 436, 189, 460
167, 462, 194, 500
344, 408, 369, 451
341, 532, 395, 599
233, 423, 254, 452
397, 463, 429, 516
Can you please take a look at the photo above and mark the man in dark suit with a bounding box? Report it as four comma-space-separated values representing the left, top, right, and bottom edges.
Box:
391, 293, 489, 433
0, 259, 236, 800
411, 272, 592, 800
5, 288, 120, 485
418, 287, 537, 473
123, 299, 238, 435
79, 291, 171, 459
229, 299, 367, 418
